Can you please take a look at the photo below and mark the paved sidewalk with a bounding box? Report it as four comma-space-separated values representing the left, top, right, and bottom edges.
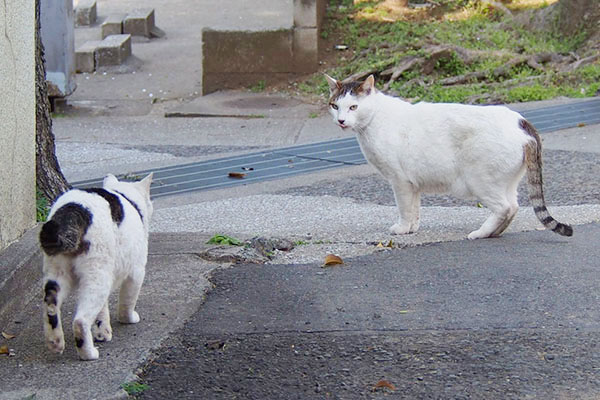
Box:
1, 0, 600, 398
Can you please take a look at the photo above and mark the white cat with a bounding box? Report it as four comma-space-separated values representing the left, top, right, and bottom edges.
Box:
325, 74, 572, 239
39, 173, 153, 360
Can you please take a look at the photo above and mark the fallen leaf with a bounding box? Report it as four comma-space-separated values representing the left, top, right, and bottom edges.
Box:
1, 332, 15, 340
373, 379, 395, 391
0, 345, 8, 355
376, 242, 384, 248
386, 239, 394, 248
578, 122, 586, 127
228, 172, 246, 179
323, 254, 344, 267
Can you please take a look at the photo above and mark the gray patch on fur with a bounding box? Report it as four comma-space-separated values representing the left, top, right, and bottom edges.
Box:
329, 81, 363, 103
40, 203, 93, 256
83, 188, 124, 225
116, 191, 144, 222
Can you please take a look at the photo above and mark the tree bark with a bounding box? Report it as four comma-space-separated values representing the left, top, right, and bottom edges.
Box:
553, 0, 599, 36
35, 0, 70, 202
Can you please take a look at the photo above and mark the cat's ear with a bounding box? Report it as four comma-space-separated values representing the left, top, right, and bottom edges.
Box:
324, 74, 341, 93
103, 174, 118, 186
359, 75, 376, 96
139, 172, 153, 192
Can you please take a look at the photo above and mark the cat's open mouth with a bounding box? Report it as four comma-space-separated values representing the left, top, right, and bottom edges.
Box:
338, 123, 349, 130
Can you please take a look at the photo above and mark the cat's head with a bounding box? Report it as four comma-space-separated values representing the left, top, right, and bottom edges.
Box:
103, 173, 154, 223
324, 74, 377, 131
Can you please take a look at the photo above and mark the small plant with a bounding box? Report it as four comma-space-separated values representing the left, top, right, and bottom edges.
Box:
121, 381, 149, 395
36, 190, 50, 222
308, 112, 319, 119
207, 234, 242, 246
250, 80, 266, 93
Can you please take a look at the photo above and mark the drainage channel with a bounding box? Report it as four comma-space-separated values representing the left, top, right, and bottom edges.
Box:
74, 98, 600, 199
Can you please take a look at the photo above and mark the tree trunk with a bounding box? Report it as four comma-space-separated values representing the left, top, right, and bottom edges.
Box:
35, 0, 70, 202
554, 0, 599, 36
529, 0, 600, 37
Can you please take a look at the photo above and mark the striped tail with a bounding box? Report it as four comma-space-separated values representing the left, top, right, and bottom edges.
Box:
520, 119, 573, 237
39, 203, 93, 256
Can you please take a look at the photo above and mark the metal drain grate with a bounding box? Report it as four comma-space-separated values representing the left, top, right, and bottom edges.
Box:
74, 98, 600, 198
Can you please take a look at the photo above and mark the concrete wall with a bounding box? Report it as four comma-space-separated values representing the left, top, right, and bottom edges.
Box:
41, 0, 76, 97
202, 0, 327, 95
0, 3, 36, 251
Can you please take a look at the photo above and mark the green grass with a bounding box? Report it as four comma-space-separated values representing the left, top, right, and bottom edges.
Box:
250, 80, 266, 93
207, 234, 243, 246
121, 381, 149, 395
307, 1, 598, 104
36, 189, 50, 222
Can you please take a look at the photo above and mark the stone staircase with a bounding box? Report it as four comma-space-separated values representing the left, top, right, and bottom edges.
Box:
74, 0, 165, 73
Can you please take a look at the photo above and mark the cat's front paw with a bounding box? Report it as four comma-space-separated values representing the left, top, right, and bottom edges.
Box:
389, 223, 413, 235
77, 346, 99, 361
92, 320, 113, 342
119, 310, 140, 324
45, 336, 65, 354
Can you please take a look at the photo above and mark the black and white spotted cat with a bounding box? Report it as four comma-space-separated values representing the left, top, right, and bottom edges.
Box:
39, 173, 153, 360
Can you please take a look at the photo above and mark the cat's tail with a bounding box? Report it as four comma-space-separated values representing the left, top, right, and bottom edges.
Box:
39, 203, 92, 256
520, 118, 573, 237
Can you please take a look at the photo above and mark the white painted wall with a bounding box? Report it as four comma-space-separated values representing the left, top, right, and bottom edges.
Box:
0, 2, 36, 251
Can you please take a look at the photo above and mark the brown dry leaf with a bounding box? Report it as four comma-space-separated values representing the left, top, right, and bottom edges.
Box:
0, 345, 9, 355
376, 242, 384, 248
323, 254, 344, 267
228, 172, 246, 179
578, 122, 586, 127
386, 239, 394, 248
1, 332, 15, 340
373, 379, 396, 391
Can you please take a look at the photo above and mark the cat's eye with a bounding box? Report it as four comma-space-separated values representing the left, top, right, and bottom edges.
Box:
349, 105, 358, 111
330, 103, 338, 110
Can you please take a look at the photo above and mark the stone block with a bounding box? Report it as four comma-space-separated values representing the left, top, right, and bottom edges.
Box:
75, 0, 96, 26
293, 28, 318, 72
293, 0, 318, 28
95, 34, 131, 67
123, 8, 155, 38
75, 40, 101, 72
101, 14, 126, 39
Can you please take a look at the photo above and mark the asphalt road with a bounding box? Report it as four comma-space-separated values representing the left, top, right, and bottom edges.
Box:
135, 223, 600, 399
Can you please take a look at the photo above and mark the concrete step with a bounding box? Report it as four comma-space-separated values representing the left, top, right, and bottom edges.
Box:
75, 0, 97, 26
95, 34, 132, 67
75, 34, 132, 72
101, 13, 127, 39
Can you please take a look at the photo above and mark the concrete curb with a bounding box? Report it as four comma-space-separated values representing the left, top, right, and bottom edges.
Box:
0, 225, 42, 329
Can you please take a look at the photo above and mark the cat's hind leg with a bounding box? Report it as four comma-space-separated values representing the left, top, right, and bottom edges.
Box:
468, 196, 518, 240
91, 301, 113, 342
72, 268, 112, 360
118, 264, 146, 324
42, 272, 72, 354
390, 182, 420, 235
489, 185, 520, 237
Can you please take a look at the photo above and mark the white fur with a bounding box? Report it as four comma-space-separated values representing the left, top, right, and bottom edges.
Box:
41, 173, 153, 360
326, 75, 533, 239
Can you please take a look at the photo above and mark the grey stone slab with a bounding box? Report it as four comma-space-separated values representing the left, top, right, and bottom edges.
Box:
75, 40, 100, 73
95, 34, 131, 67
75, 0, 96, 26
123, 8, 155, 38
101, 13, 126, 39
